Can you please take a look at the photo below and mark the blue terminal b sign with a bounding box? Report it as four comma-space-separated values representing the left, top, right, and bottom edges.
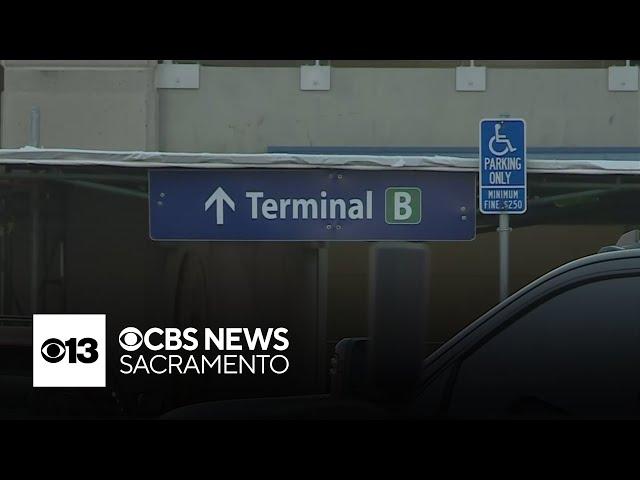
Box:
479, 118, 527, 214
148, 169, 476, 241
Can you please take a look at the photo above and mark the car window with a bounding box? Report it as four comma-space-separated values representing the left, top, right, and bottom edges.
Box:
446, 275, 640, 419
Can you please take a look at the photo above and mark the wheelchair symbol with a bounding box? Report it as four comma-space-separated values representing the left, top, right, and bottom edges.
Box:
488, 123, 517, 156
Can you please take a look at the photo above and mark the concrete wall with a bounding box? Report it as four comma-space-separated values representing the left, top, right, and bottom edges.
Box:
190, 61, 627, 68
159, 67, 640, 152
1, 62, 158, 150
3, 64, 638, 150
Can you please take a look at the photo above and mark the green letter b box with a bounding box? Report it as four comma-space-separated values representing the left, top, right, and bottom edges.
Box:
385, 187, 421, 224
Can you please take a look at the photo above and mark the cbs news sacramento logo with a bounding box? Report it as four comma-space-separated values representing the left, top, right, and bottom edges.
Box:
33, 314, 106, 387
32, 314, 290, 386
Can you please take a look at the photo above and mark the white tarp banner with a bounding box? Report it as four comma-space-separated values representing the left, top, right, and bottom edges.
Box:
0, 147, 638, 174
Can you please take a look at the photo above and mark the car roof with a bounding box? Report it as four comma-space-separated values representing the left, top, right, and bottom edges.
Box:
419, 248, 640, 384
527, 248, 640, 283
473, 248, 640, 318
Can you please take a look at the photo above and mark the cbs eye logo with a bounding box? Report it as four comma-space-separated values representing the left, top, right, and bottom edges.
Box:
119, 327, 143, 351
33, 314, 106, 388
41, 337, 99, 364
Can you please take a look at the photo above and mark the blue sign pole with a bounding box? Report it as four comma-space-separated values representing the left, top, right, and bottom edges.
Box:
479, 118, 527, 301
148, 169, 476, 241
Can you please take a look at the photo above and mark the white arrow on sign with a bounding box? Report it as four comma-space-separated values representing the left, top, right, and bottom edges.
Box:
204, 187, 235, 225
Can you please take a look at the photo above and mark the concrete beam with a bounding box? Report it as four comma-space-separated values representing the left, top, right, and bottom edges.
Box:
160, 67, 640, 152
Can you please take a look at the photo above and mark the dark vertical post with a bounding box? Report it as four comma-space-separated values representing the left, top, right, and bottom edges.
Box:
29, 106, 41, 313
368, 242, 430, 404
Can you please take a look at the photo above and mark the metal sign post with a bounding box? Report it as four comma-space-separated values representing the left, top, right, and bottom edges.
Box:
497, 214, 510, 301
316, 242, 328, 392
29, 106, 41, 313
479, 118, 526, 302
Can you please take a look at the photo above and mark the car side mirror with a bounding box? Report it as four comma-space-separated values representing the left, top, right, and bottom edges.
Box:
329, 337, 369, 401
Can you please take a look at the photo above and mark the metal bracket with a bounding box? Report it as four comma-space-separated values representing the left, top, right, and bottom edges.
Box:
300, 62, 331, 91
155, 63, 200, 89
608, 65, 639, 91
456, 65, 486, 91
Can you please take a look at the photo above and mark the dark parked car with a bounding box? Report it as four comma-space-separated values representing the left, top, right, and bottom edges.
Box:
413, 247, 640, 419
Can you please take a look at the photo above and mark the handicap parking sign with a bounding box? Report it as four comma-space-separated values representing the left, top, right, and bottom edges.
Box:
479, 118, 527, 214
